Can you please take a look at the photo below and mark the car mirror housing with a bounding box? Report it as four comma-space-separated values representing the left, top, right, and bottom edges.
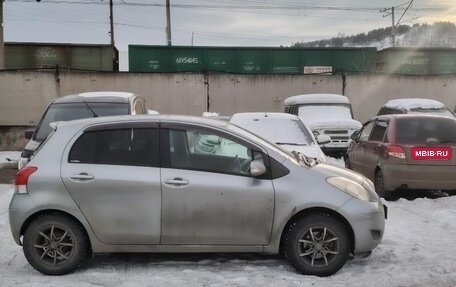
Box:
24, 131, 34, 140
350, 131, 359, 141
250, 160, 266, 177
317, 135, 331, 145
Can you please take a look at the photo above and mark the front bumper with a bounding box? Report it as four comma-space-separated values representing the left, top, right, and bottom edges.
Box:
338, 198, 386, 253
382, 163, 456, 191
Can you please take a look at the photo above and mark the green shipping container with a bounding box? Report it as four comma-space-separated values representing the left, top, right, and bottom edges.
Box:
128, 45, 377, 74
376, 48, 456, 75
4, 42, 118, 72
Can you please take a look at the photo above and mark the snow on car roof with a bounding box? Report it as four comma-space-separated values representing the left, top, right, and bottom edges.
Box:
383, 98, 446, 110
284, 94, 349, 106
78, 92, 135, 99
231, 112, 299, 120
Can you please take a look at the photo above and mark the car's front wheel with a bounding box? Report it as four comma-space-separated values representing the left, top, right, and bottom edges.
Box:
23, 213, 90, 275
284, 214, 351, 277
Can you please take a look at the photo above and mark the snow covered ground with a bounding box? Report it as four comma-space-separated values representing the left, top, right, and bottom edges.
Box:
0, 152, 20, 169
0, 184, 455, 286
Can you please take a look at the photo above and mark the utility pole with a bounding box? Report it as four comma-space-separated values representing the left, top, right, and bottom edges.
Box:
109, 0, 115, 47
191, 32, 194, 46
381, 1, 414, 48
380, 6, 396, 47
166, 0, 172, 46
0, 0, 4, 70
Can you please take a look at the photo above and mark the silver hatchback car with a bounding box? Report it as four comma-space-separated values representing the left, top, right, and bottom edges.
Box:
9, 115, 386, 276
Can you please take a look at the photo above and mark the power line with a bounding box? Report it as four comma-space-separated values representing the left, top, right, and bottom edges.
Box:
5, 0, 451, 12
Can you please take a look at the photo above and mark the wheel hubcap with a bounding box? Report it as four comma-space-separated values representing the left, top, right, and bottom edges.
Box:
297, 226, 340, 267
33, 225, 75, 266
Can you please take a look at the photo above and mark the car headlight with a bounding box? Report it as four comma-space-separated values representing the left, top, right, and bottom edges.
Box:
326, 176, 378, 202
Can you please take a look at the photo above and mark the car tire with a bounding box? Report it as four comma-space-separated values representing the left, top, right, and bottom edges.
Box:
23, 213, 90, 275
374, 169, 392, 200
284, 214, 351, 277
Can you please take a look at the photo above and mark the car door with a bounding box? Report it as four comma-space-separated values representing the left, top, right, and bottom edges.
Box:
61, 123, 161, 245
160, 124, 275, 245
364, 120, 389, 181
350, 120, 375, 173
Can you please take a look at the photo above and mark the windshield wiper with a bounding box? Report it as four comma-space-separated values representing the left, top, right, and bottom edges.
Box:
83, 101, 99, 117
276, 142, 308, 146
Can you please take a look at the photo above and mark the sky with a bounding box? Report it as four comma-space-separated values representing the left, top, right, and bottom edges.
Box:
3, 0, 456, 51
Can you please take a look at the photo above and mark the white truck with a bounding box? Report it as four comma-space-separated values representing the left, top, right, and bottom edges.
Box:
284, 93, 362, 157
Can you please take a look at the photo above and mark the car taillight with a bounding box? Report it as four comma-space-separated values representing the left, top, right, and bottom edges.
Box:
387, 145, 406, 159
14, 166, 37, 194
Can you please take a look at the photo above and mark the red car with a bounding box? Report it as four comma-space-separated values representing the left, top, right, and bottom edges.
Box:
345, 114, 456, 198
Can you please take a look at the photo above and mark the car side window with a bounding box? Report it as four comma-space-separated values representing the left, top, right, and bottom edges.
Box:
370, 121, 388, 142
68, 128, 159, 167
168, 127, 263, 176
359, 121, 375, 142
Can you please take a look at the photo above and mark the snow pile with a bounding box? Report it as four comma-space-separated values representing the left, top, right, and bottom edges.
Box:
284, 94, 349, 106
0, 152, 21, 169
1, 184, 455, 286
202, 112, 220, 118
384, 98, 446, 111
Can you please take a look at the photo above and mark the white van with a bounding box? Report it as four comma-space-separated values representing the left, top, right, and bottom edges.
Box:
284, 94, 361, 156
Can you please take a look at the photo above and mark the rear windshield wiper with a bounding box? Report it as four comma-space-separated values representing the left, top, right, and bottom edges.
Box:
437, 140, 456, 144
83, 101, 99, 117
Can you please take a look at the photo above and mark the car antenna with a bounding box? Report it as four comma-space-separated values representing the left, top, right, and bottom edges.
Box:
83, 101, 99, 117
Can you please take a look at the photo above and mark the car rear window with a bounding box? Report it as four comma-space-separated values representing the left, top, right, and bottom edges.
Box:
395, 117, 456, 144
35, 103, 129, 141
69, 128, 159, 167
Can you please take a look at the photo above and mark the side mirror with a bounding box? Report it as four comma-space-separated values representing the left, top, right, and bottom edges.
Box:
250, 160, 266, 177
317, 135, 331, 145
350, 131, 359, 141
24, 131, 34, 140
206, 135, 221, 145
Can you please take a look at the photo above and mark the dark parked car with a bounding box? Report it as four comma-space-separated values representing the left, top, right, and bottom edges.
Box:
345, 114, 456, 198
19, 92, 148, 169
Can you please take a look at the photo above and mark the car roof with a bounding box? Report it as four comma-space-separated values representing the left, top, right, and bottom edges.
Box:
53, 92, 138, 104
382, 98, 446, 111
231, 112, 299, 121
284, 94, 349, 105
55, 114, 230, 130
371, 113, 456, 122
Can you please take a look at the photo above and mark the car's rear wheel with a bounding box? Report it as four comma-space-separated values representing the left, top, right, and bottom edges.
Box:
374, 169, 392, 200
284, 214, 351, 277
23, 214, 90, 275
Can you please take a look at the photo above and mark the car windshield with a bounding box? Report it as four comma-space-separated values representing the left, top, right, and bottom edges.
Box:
396, 117, 456, 144
230, 117, 314, 146
298, 104, 352, 121
34, 102, 129, 141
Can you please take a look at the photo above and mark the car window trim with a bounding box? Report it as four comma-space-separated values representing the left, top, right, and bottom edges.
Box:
369, 120, 389, 142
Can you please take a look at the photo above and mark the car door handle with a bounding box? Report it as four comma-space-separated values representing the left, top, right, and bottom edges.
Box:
70, 173, 95, 181
164, 177, 189, 186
